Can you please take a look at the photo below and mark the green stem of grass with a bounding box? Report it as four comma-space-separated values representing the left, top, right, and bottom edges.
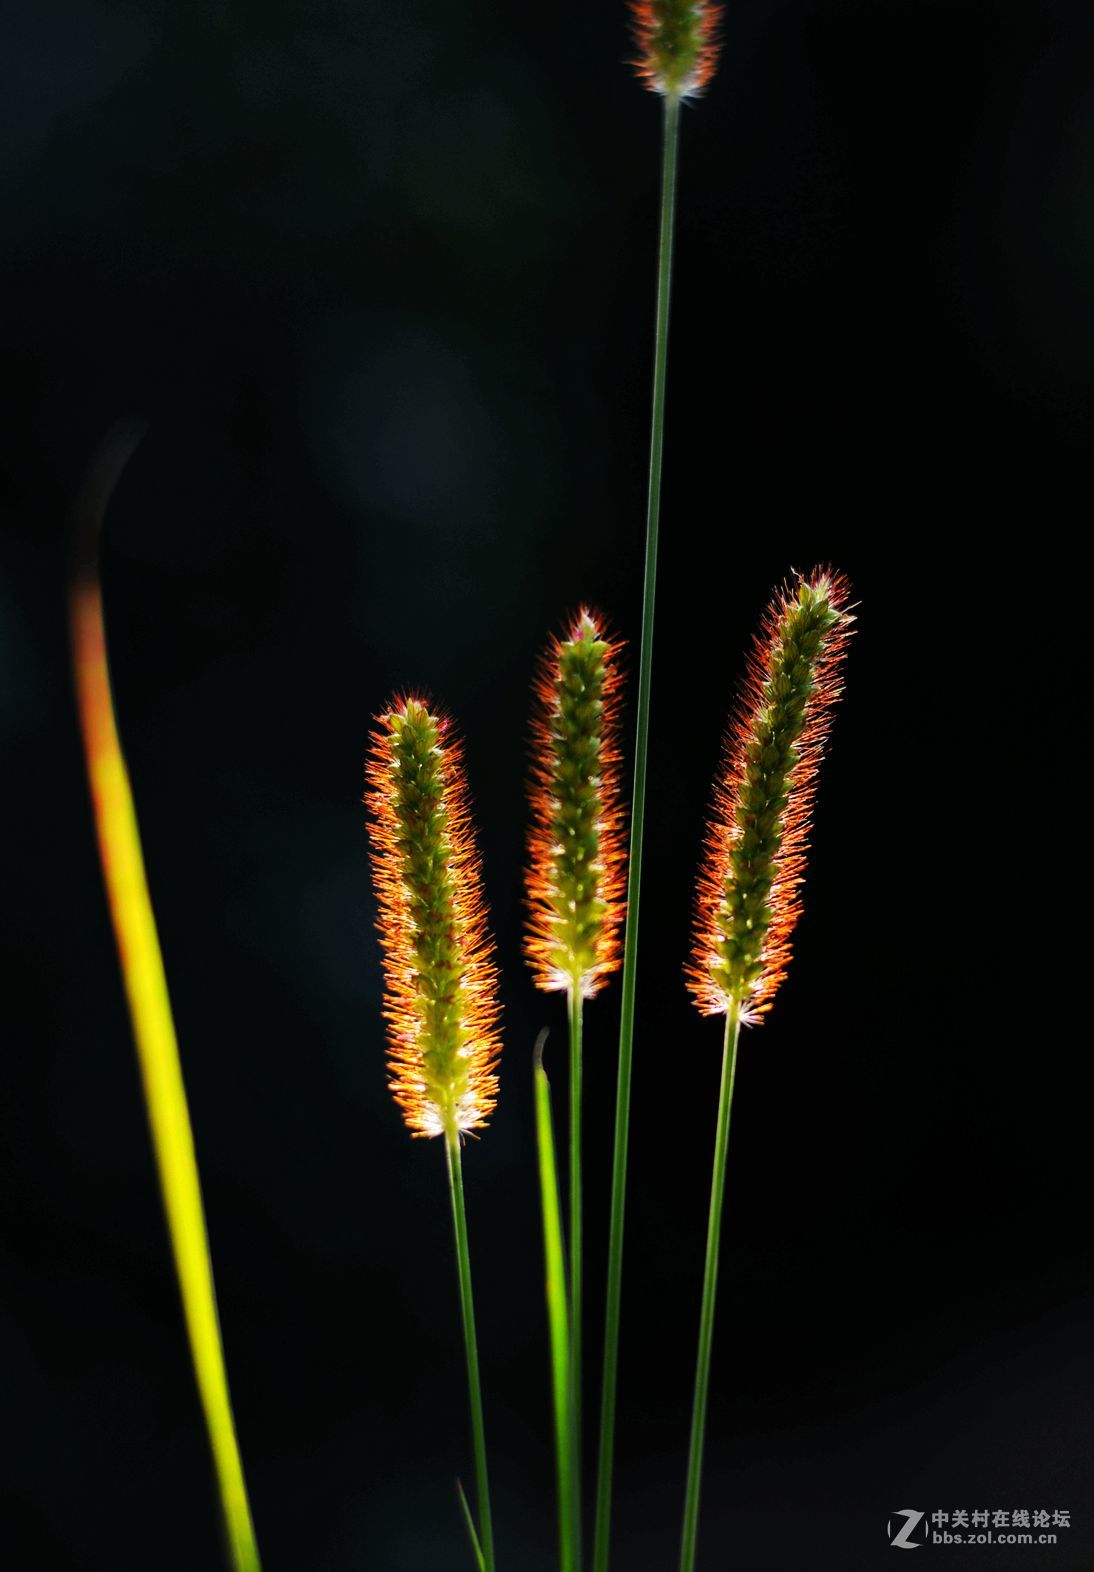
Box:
593, 90, 681, 1572
445, 1129, 497, 1572
534, 1041, 576, 1572
679, 1002, 742, 1572
457, 1478, 487, 1572
567, 986, 584, 1568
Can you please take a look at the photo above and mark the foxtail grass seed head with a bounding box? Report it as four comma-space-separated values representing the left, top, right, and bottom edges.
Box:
526, 608, 627, 999
630, 0, 721, 99
365, 697, 501, 1138
688, 570, 854, 1025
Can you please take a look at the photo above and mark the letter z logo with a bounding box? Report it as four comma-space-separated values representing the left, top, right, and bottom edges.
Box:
889, 1509, 927, 1548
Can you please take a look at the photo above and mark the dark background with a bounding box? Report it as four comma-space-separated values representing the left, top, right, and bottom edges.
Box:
1, 0, 1089, 1568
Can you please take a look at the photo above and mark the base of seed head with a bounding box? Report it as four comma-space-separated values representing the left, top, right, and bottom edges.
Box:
630, 1, 722, 99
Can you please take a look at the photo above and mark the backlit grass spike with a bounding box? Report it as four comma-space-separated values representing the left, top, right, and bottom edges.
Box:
526, 608, 627, 999
365, 696, 501, 1138
688, 568, 854, 1024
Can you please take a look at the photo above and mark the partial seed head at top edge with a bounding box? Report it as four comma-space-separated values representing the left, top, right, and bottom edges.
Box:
630, 0, 722, 100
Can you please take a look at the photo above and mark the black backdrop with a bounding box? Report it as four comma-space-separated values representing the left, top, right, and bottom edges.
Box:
1, 1, 1089, 1569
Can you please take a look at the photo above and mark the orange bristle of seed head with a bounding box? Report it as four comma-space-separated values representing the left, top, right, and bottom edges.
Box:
687, 569, 855, 1024
525, 607, 627, 998
364, 694, 501, 1137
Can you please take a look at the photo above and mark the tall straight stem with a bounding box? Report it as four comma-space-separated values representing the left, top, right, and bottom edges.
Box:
567, 986, 584, 1568
534, 1048, 576, 1572
445, 1129, 496, 1572
679, 1003, 741, 1572
593, 91, 681, 1572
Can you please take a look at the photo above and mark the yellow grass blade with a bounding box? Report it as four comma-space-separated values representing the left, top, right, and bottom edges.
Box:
68, 433, 261, 1572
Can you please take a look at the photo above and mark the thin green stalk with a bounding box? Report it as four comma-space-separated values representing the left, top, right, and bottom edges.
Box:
567, 985, 584, 1567
534, 1042, 576, 1572
445, 1129, 496, 1572
679, 1002, 741, 1572
69, 429, 261, 1572
457, 1479, 487, 1572
593, 91, 681, 1572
